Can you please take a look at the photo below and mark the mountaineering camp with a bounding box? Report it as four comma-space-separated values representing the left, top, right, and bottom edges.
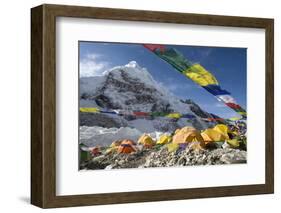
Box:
79, 42, 247, 170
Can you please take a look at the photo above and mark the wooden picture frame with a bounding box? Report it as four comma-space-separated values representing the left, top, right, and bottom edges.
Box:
31, 4, 274, 208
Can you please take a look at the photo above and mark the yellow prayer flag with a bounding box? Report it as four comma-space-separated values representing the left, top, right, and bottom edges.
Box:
166, 113, 182, 119
228, 117, 242, 121
80, 107, 100, 113
238, 111, 247, 115
183, 64, 218, 86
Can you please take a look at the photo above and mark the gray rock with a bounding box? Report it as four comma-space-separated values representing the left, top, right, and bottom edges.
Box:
83, 145, 247, 170
80, 112, 128, 128
220, 151, 247, 164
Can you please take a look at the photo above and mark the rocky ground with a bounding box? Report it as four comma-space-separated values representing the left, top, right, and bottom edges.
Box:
80, 143, 247, 170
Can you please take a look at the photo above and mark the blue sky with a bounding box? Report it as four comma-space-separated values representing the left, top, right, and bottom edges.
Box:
79, 41, 247, 119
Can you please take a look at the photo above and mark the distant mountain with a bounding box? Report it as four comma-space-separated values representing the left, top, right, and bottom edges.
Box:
80, 61, 219, 132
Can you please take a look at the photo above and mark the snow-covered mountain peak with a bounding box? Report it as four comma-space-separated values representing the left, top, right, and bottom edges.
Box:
103, 61, 144, 75
80, 61, 217, 130
125, 61, 141, 69
102, 61, 154, 86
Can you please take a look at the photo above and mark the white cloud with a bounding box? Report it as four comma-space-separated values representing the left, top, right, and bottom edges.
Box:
80, 53, 109, 77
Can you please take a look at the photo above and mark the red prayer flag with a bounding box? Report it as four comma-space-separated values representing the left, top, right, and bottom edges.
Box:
225, 102, 242, 110
133, 111, 150, 116
143, 44, 166, 52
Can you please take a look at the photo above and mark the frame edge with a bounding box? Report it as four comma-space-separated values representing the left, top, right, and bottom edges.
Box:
265, 19, 274, 194
31, 5, 44, 208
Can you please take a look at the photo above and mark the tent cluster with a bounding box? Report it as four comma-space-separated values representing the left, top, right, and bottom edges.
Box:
143, 44, 246, 118
164, 124, 242, 151
81, 124, 245, 157
104, 134, 168, 154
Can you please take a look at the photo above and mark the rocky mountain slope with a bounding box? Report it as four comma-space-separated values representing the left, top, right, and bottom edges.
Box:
80, 61, 220, 140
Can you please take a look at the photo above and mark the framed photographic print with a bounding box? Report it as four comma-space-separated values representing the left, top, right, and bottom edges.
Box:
31, 4, 274, 208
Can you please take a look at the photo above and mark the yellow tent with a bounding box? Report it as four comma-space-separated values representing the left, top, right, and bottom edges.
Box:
138, 134, 155, 148
156, 134, 172, 145
110, 140, 122, 147
172, 126, 205, 149
213, 124, 230, 139
105, 140, 122, 154
178, 126, 197, 133
183, 64, 219, 86
174, 128, 181, 135
201, 128, 228, 142
227, 138, 240, 147
166, 143, 179, 152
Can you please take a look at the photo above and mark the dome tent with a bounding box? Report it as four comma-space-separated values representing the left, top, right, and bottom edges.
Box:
138, 134, 155, 148
105, 140, 122, 154
201, 128, 228, 142
213, 124, 230, 139
117, 139, 137, 154
172, 126, 205, 149
156, 134, 172, 145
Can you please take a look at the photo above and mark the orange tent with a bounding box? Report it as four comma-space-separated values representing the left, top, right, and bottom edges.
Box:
117, 139, 137, 154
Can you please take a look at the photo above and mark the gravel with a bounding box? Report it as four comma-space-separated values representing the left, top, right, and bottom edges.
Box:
83, 143, 247, 170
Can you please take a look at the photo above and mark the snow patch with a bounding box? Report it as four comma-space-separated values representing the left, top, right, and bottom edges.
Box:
80, 126, 143, 147
128, 119, 155, 133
